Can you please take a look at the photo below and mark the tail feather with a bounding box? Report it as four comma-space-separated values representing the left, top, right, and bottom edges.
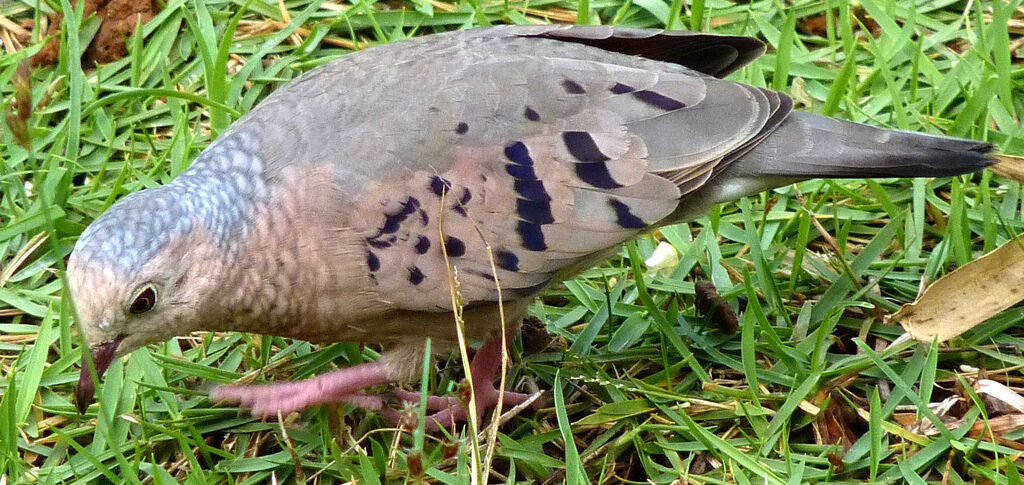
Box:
732, 111, 995, 179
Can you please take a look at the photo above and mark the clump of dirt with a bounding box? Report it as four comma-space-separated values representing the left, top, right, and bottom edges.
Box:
797, 7, 881, 38
32, 0, 158, 67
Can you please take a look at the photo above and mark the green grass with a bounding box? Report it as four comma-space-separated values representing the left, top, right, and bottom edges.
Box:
2, 0, 1024, 483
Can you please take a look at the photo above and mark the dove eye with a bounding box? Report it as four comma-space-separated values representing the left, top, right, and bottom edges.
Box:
129, 286, 157, 314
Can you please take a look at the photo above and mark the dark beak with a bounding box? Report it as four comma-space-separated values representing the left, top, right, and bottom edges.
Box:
76, 338, 122, 414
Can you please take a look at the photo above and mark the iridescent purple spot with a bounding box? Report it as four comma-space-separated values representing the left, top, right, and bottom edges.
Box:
524, 107, 540, 121
505, 164, 537, 180
610, 82, 635, 94
472, 270, 496, 282
514, 179, 551, 201
608, 198, 646, 229
408, 266, 425, 285
496, 250, 520, 272
456, 122, 469, 134
430, 176, 451, 196
444, 236, 466, 257
517, 221, 546, 251
379, 197, 419, 234
504, 142, 532, 166
633, 90, 685, 110
562, 79, 585, 94
517, 198, 554, 224
452, 189, 471, 215
366, 251, 380, 271
575, 162, 622, 189
563, 131, 610, 163
380, 217, 401, 234
414, 236, 430, 254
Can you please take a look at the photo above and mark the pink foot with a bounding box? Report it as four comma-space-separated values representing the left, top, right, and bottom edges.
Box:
211, 336, 542, 429
386, 386, 538, 431
386, 337, 541, 432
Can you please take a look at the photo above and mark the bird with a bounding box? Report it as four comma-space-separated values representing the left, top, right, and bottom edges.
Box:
69, 25, 994, 430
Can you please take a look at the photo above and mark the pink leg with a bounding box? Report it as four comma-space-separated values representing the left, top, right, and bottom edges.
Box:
211, 336, 540, 428
211, 361, 392, 417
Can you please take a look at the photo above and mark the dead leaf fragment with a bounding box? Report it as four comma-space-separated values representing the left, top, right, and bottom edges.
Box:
975, 379, 1024, 415
991, 154, 1024, 183
890, 233, 1024, 342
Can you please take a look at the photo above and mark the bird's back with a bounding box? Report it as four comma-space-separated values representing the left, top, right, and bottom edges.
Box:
120, 26, 993, 343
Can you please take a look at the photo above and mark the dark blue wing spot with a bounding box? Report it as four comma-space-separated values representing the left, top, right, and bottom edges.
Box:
444, 236, 466, 257
495, 250, 520, 272
452, 188, 472, 216
366, 251, 380, 272
608, 198, 646, 229
524, 107, 540, 121
402, 197, 420, 214
414, 236, 430, 254
379, 197, 419, 234
367, 239, 391, 249
456, 122, 469, 134
633, 90, 686, 110
408, 266, 425, 285
517, 221, 547, 251
575, 162, 623, 189
562, 131, 610, 162
505, 164, 537, 180
517, 198, 554, 224
430, 176, 452, 196
380, 216, 402, 234
419, 209, 429, 225
469, 269, 496, 282
504, 142, 533, 166
514, 179, 551, 201
610, 82, 635, 94
562, 79, 586, 94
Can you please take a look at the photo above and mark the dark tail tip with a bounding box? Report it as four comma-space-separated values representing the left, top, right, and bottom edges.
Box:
878, 137, 996, 177
742, 111, 998, 179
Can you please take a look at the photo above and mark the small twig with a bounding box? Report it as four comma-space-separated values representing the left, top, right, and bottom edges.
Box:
475, 391, 543, 441
793, 184, 862, 291
435, 172, 515, 481
436, 188, 481, 484
0, 232, 47, 287
277, 412, 305, 483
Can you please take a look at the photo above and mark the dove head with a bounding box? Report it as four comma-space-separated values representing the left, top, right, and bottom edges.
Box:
69, 135, 266, 412
69, 184, 238, 411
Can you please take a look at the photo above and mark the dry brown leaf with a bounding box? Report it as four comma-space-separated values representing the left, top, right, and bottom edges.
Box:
890, 233, 1024, 342
975, 379, 1024, 415
905, 395, 962, 436
971, 414, 1024, 435
991, 154, 1024, 182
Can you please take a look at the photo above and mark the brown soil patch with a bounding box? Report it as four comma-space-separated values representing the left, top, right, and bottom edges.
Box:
32, 0, 158, 67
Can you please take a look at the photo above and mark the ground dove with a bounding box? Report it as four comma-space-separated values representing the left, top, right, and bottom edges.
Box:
70, 25, 994, 429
